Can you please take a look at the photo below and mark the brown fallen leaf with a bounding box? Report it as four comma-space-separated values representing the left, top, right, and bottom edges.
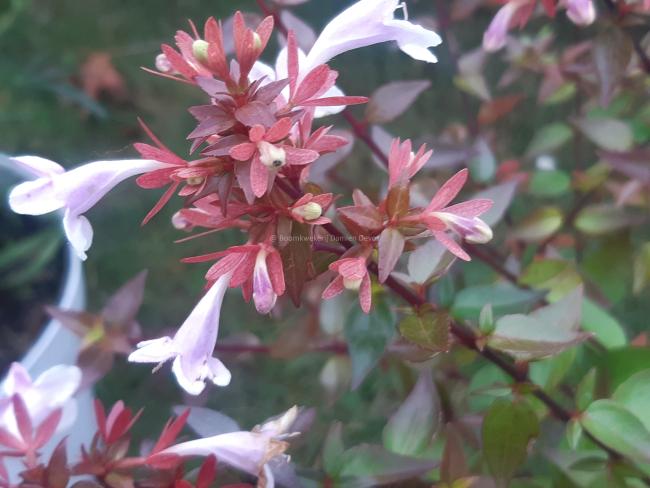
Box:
79, 52, 128, 102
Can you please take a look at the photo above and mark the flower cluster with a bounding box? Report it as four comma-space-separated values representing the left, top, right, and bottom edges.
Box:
5, 2, 490, 400
0, 374, 298, 488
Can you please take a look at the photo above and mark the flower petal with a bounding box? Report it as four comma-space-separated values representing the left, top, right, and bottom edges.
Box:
128, 337, 176, 363
63, 210, 93, 261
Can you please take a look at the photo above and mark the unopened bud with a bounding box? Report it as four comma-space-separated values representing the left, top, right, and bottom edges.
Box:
187, 176, 204, 186
465, 219, 493, 244
293, 202, 322, 221
343, 277, 362, 291
172, 211, 192, 231
252, 32, 263, 51
155, 53, 173, 73
192, 39, 210, 63
258, 141, 287, 169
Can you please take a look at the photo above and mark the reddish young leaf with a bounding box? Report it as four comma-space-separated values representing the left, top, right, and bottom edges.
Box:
152, 409, 190, 454
33, 409, 63, 449
196, 455, 217, 488
12, 395, 32, 445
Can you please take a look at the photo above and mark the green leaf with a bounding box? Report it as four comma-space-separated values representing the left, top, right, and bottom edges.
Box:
576, 368, 597, 412
511, 207, 564, 242
339, 444, 437, 486
526, 123, 573, 157
452, 283, 539, 321
344, 297, 395, 389
633, 242, 650, 295
482, 399, 540, 487
566, 419, 583, 450
529, 348, 576, 390
613, 370, 650, 431
574, 117, 633, 152
479, 304, 495, 335
575, 204, 635, 235
383, 371, 440, 456
529, 170, 571, 197
599, 347, 650, 390
488, 288, 589, 361
581, 299, 626, 349
520, 259, 582, 302
323, 422, 345, 476
398, 310, 450, 352
580, 400, 650, 463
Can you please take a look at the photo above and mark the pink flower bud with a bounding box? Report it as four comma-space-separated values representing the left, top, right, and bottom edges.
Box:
566, 0, 596, 26
253, 249, 277, 314
155, 53, 173, 73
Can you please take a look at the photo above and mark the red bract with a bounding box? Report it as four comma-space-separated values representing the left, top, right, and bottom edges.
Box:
153, 13, 273, 87
183, 243, 285, 314
388, 138, 432, 190
0, 395, 62, 457
284, 31, 368, 110
323, 256, 372, 313
94, 399, 142, 445
135, 120, 225, 224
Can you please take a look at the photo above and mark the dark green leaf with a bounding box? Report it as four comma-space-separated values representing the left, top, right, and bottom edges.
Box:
482, 399, 540, 487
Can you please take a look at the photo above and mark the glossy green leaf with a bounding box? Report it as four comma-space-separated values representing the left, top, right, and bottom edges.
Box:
613, 370, 650, 431
581, 299, 626, 349
580, 400, 650, 463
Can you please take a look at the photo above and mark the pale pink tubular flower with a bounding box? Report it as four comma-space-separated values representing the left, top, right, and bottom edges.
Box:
156, 406, 299, 488
482, 0, 528, 52
565, 0, 596, 25
250, 0, 441, 117
304, 0, 442, 69
8, 156, 171, 260
128, 273, 232, 396
0, 363, 81, 437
